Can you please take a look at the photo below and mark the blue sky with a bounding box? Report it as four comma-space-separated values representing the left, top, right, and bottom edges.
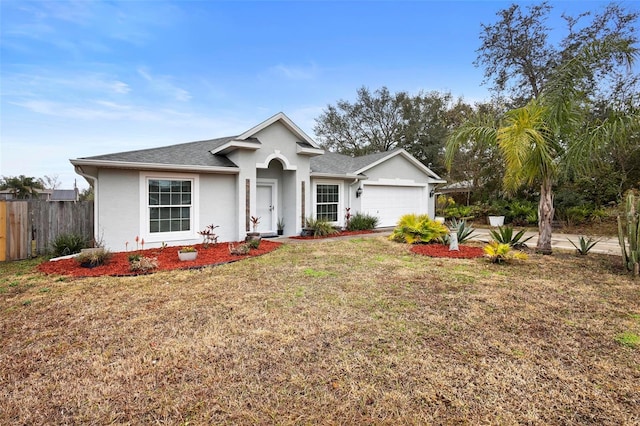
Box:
0, 0, 628, 189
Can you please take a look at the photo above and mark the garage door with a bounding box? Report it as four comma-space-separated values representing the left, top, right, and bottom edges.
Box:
361, 185, 427, 227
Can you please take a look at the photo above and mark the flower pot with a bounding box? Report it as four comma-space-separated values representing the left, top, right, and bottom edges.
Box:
178, 250, 198, 261
277, 229, 284, 236
435, 216, 445, 223
488, 216, 505, 227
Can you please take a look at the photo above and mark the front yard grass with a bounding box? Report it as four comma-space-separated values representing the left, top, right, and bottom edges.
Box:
1, 237, 639, 424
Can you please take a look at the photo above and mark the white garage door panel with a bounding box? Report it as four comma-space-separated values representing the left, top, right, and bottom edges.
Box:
362, 185, 426, 227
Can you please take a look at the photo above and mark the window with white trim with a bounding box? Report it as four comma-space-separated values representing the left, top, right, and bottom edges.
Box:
148, 179, 192, 233
316, 184, 339, 222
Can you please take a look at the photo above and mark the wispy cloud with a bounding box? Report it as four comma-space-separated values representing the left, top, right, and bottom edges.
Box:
137, 67, 191, 101
268, 63, 320, 80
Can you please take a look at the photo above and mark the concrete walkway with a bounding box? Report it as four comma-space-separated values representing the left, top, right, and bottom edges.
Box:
277, 227, 622, 256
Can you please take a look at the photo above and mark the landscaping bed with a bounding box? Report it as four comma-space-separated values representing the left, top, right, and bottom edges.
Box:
290, 230, 376, 239
411, 243, 485, 258
37, 240, 281, 277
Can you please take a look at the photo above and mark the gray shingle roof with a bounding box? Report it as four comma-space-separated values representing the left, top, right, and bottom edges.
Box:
51, 189, 78, 201
79, 136, 239, 168
310, 149, 402, 175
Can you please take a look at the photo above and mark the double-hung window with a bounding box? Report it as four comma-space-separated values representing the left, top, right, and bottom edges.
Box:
148, 179, 192, 233
316, 184, 339, 222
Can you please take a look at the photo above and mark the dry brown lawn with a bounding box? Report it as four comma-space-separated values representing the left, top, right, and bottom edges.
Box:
1, 236, 639, 425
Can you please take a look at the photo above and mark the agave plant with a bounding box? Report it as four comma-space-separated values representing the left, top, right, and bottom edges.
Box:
568, 236, 599, 255
446, 218, 478, 244
488, 226, 533, 249
483, 241, 528, 264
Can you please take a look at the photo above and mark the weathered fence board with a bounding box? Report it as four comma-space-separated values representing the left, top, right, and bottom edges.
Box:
0, 200, 94, 261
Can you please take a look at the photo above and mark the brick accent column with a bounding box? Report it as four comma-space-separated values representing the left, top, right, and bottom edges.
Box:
245, 179, 250, 232
301, 181, 306, 227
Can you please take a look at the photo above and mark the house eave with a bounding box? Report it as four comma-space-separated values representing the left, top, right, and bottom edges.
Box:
209, 140, 261, 155
296, 145, 324, 156
70, 159, 240, 174
353, 149, 443, 180
310, 172, 368, 180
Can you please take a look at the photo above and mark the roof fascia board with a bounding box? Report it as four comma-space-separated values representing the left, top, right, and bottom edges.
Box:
353, 149, 443, 180
209, 140, 261, 155
238, 112, 322, 149
70, 159, 240, 174
310, 172, 368, 180
296, 145, 324, 156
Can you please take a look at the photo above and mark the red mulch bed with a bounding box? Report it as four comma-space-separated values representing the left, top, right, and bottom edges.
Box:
411, 244, 485, 259
37, 240, 282, 278
290, 230, 376, 240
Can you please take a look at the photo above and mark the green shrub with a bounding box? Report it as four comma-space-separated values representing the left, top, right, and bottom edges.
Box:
443, 205, 473, 220
390, 213, 449, 244
51, 233, 87, 257
483, 241, 528, 264
563, 205, 592, 226
305, 217, 339, 237
506, 200, 537, 226
347, 212, 379, 231
248, 238, 261, 249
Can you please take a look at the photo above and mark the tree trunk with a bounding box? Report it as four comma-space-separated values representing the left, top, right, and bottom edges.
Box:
537, 180, 554, 254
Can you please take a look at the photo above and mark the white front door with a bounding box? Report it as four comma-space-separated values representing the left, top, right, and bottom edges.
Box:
256, 181, 277, 233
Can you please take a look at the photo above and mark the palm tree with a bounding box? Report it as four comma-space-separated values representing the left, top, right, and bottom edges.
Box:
446, 37, 637, 254
0, 175, 45, 199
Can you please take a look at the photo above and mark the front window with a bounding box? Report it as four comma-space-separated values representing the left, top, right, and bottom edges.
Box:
316, 184, 339, 222
148, 179, 192, 233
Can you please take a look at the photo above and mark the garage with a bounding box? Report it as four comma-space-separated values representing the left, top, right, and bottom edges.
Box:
361, 184, 427, 227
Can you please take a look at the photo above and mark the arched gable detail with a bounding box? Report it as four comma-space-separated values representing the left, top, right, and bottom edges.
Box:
256, 150, 297, 171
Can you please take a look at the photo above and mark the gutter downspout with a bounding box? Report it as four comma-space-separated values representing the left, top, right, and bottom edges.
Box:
74, 165, 99, 245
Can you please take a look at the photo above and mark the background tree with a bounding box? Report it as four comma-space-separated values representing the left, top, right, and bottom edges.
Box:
0, 175, 45, 199
448, 37, 637, 254
314, 87, 465, 175
476, 1, 638, 105
39, 174, 61, 190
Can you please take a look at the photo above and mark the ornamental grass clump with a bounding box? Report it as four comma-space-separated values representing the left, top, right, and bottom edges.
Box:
304, 217, 339, 237
390, 213, 449, 244
346, 212, 379, 231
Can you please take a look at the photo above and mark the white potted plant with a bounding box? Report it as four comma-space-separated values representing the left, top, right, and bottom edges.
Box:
178, 246, 198, 261
487, 204, 506, 227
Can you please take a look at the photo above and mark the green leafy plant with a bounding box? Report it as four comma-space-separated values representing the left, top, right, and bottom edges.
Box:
390, 214, 449, 244
346, 212, 379, 231
304, 217, 339, 237
489, 226, 533, 249
248, 238, 261, 249
277, 217, 285, 231
618, 191, 640, 275
483, 241, 528, 264
50, 233, 86, 257
128, 253, 141, 262
129, 256, 159, 272
506, 200, 537, 226
75, 248, 112, 268
568, 236, 600, 255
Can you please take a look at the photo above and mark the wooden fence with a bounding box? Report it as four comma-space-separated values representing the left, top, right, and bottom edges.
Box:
0, 200, 94, 261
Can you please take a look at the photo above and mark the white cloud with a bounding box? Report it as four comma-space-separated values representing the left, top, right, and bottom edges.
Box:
268, 63, 319, 81
111, 81, 131, 94
137, 67, 192, 102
